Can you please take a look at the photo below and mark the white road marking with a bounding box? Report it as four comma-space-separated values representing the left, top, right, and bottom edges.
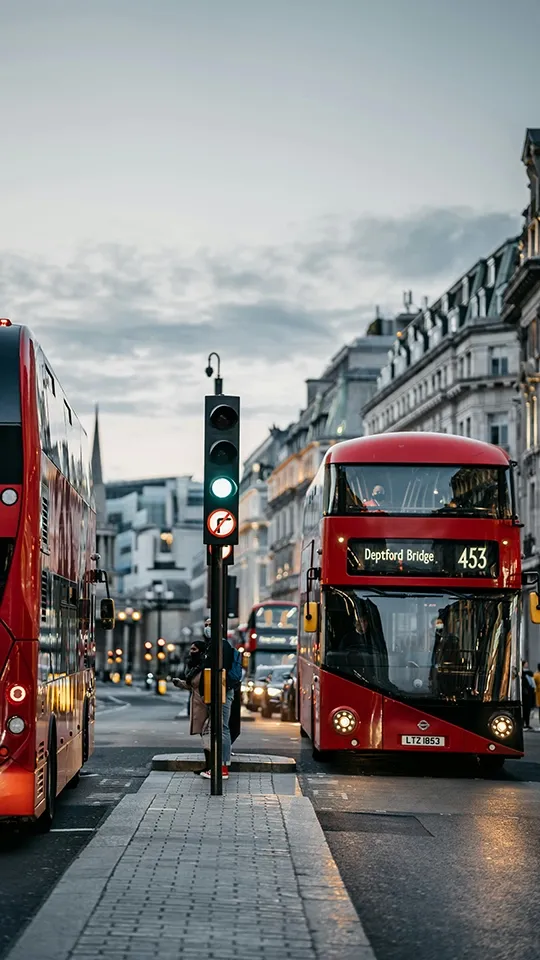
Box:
51, 827, 96, 833
96, 700, 130, 717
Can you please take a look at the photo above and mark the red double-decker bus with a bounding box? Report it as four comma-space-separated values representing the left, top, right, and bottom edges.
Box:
0, 320, 111, 829
299, 433, 528, 772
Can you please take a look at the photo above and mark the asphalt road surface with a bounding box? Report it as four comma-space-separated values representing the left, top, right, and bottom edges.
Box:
2, 684, 540, 960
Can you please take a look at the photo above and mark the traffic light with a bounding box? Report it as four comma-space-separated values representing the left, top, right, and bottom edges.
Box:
157, 638, 166, 661
107, 649, 114, 665
144, 641, 153, 662
204, 395, 240, 547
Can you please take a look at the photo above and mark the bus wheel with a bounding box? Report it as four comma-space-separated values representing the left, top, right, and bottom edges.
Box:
36, 726, 57, 833
477, 755, 505, 776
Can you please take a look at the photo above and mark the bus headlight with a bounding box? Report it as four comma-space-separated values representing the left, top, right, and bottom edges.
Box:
253, 686, 264, 696
6, 716, 25, 735
1, 488, 18, 505
332, 709, 358, 734
489, 714, 514, 740
267, 686, 280, 697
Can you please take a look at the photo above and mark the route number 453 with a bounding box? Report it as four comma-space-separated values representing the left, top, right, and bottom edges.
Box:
457, 546, 487, 570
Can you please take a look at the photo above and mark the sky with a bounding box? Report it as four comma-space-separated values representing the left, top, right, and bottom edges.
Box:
1, 0, 538, 481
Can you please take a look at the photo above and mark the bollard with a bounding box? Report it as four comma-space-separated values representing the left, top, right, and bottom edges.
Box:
124, 673, 132, 686
157, 678, 167, 696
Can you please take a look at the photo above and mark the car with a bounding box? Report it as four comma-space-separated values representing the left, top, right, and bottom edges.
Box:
279, 663, 297, 722
244, 665, 272, 711
260, 664, 295, 718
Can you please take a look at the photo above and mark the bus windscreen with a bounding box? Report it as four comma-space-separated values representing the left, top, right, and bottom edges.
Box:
330, 464, 512, 519
250, 603, 298, 647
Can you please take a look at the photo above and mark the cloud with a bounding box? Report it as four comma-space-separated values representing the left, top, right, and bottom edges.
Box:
301, 207, 519, 281
0, 204, 518, 476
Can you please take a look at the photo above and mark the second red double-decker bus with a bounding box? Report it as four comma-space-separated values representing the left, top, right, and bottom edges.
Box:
299, 432, 528, 772
0, 320, 113, 830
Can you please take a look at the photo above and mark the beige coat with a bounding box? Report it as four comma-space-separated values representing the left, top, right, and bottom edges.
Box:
188, 671, 209, 737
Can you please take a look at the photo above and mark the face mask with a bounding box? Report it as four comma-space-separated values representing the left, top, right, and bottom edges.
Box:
204, 626, 211, 639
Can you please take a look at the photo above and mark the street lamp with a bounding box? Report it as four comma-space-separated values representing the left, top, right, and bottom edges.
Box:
114, 604, 142, 682
145, 582, 174, 694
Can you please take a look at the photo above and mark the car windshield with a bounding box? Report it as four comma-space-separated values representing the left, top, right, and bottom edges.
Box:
268, 665, 293, 682
328, 464, 511, 518
324, 587, 520, 702
254, 665, 271, 680
255, 651, 297, 671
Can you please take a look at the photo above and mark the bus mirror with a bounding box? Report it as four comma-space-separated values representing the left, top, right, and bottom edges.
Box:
100, 598, 115, 630
530, 592, 540, 625
304, 602, 318, 633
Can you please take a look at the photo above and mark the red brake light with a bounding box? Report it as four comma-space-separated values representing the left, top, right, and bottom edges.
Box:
8, 685, 27, 704
0, 318, 12, 327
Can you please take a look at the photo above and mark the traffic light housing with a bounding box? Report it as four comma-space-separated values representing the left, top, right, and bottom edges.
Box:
144, 641, 153, 662
157, 637, 166, 661
204, 395, 240, 547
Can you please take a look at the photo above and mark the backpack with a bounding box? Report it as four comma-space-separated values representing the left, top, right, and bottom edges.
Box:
227, 647, 243, 689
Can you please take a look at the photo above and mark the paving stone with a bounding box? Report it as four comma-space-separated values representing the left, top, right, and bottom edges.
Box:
5, 766, 375, 960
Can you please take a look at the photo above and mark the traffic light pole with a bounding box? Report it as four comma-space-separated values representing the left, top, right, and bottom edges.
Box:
210, 548, 223, 796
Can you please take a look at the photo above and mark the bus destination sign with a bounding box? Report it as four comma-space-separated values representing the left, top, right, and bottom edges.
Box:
347, 539, 499, 578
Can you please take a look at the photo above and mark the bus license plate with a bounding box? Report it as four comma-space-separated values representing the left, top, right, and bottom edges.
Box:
401, 735, 445, 747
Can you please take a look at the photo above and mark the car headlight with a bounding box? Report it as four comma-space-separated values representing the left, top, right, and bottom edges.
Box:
7, 716, 25, 735
267, 686, 280, 697
332, 709, 358, 735
488, 713, 514, 740
254, 686, 264, 695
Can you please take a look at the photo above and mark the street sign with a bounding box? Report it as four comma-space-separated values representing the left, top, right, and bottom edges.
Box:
206, 509, 236, 539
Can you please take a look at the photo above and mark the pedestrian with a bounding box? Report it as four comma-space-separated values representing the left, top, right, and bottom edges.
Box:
199, 617, 242, 781
172, 640, 211, 774
534, 663, 540, 726
521, 660, 536, 730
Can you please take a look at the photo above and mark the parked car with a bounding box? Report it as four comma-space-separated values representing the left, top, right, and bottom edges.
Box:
244, 665, 272, 711
279, 663, 297, 722
260, 664, 295, 718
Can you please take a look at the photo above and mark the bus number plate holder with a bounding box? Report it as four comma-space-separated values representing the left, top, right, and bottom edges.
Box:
401, 735, 445, 746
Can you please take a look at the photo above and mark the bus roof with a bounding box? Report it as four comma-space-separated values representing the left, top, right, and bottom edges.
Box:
325, 433, 511, 467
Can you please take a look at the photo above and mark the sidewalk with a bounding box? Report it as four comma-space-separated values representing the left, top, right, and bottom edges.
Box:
7, 763, 375, 960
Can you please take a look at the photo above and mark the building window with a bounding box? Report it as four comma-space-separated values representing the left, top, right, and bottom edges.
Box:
458, 357, 464, 379
466, 417, 471, 437
490, 346, 509, 376
458, 421, 464, 435
488, 413, 509, 448
528, 318, 538, 359
466, 352, 472, 378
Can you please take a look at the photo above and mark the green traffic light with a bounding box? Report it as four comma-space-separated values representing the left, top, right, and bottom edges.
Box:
211, 477, 234, 499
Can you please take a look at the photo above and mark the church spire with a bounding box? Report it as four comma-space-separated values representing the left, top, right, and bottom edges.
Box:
91, 405, 107, 522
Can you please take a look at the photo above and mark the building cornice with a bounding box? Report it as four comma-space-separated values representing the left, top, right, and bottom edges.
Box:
363, 320, 513, 416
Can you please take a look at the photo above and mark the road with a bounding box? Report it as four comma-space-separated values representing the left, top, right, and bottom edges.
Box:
2, 685, 540, 960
